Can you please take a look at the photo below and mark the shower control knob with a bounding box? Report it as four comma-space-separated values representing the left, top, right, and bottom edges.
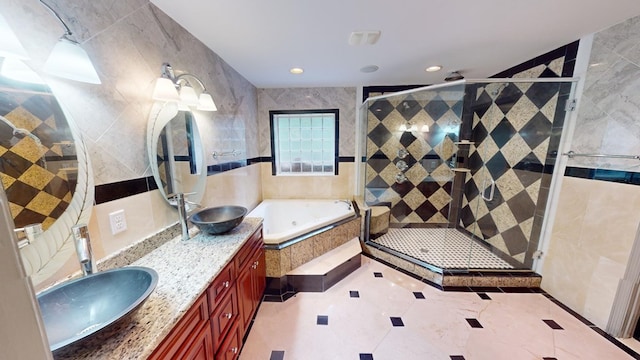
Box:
396, 160, 408, 171
395, 172, 408, 184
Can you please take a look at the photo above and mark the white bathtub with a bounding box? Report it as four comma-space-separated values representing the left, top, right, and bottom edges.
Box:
248, 199, 356, 245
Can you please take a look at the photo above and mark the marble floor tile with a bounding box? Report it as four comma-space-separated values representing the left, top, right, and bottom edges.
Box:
240, 258, 636, 360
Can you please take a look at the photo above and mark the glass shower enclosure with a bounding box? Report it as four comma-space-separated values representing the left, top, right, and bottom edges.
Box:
357, 78, 576, 273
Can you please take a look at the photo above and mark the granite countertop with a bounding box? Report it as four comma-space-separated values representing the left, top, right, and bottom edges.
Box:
53, 217, 263, 360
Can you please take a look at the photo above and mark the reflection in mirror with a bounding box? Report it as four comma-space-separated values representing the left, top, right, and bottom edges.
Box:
148, 102, 205, 207
0, 57, 93, 285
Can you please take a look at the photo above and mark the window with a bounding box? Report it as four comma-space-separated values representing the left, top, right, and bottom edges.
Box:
269, 109, 339, 175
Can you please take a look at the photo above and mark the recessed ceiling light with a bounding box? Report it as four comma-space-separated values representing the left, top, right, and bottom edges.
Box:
360, 65, 379, 73
425, 65, 442, 72
290, 67, 304, 74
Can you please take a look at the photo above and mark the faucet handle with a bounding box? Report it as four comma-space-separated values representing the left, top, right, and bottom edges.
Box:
167, 192, 196, 199
15, 223, 43, 248
72, 224, 95, 276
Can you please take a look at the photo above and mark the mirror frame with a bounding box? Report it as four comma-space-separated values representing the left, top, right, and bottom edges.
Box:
18, 98, 94, 286
147, 102, 206, 206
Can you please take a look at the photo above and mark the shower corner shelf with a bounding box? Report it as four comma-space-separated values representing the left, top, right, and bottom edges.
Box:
451, 168, 471, 173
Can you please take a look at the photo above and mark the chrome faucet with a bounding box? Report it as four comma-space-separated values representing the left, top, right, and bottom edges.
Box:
72, 224, 95, 276
14, 223, 43, 249
171, 193, 201, 241
336, 199, 353, 210
176, 193, 189, 241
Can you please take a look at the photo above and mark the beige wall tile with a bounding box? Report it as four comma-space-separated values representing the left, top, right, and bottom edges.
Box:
261, 162, 354, 199
543, 177, 640, 328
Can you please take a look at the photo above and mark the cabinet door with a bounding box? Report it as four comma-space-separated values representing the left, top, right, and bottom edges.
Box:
149, 295, 209, 360
178, 323, 214, 360
252, 248, 266, 305
215, 323, 240, 360
237, 261, 254, 333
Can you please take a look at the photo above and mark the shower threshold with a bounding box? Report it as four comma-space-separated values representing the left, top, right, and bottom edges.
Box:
363, 227, 541, 290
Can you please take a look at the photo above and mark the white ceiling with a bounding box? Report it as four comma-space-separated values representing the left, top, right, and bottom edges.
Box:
150, 0, 640, 88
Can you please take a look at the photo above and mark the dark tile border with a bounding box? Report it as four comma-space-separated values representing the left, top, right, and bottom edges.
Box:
565, 166, 640, 186
94, 156, 357, 205
94, 176, 157, 204
491, 40, 579, 78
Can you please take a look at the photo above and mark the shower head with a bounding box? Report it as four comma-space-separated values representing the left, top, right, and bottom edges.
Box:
444, 71, 464, 82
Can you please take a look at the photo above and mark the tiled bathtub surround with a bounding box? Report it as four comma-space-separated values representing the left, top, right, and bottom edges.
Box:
264, 217, 360, 278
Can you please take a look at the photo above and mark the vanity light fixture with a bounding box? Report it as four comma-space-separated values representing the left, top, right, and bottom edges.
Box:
39, 0, 101, 84
290, 67, 304, 75
152, 63, 217, 112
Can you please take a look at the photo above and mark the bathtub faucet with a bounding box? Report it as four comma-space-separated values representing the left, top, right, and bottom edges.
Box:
336, 199, 352, 210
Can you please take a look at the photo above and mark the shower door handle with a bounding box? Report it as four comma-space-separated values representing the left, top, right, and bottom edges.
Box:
482, 178, 495, 201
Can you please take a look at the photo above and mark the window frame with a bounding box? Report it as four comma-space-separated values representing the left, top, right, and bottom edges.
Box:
269, 109, 339, 176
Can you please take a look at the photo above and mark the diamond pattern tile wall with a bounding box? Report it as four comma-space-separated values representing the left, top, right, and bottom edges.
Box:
0, 90, 75, 230
365, 88, 465, 224
460, 57, 569, 265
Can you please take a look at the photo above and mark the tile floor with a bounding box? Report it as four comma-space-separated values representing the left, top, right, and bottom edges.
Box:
372, 228, 513, 269
240, 256, 637, 360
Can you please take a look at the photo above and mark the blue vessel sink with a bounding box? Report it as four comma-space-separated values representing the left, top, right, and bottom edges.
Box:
37, 266, 158, 352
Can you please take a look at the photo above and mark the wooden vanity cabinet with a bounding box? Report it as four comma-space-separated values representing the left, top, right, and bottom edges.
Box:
236, 228, 266, 335
149, 226, 264, 360
148, 294, 213, 360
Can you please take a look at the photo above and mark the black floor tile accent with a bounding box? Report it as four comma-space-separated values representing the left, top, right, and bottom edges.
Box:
543, 319, 563, 330
374, 272, 383, 278
466, 318, 483, 328
499, 287, 538, 293
468, 286, 502, 293
350, 290, 360, 298
477, 292, 492, 300
317, 315, 328, 325
359, 354, 374, 360
390, 317, 404, 327
450, 356, 466, 360
413, 291, 426, 299
270, 350, 285, 360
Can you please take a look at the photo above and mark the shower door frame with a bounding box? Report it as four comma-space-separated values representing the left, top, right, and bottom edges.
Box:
358, 78, 579, 273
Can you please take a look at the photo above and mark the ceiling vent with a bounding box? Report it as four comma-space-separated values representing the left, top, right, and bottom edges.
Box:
348, 31, 381, 46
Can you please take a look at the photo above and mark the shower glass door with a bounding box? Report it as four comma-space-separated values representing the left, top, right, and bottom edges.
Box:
362, 83, 474, 272
460, 79, 575, 270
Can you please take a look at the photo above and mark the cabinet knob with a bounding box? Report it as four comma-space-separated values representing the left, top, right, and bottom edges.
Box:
225, 312, 233, 319
230, 347, 238, 354
223, 280, 230, 288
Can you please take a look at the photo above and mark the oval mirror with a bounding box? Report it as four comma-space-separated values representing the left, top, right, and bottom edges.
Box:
0, 57, 93, 285
147, 102, 206, 206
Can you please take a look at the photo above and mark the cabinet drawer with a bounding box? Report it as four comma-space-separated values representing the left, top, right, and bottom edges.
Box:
215, 322, 241, 360
149, 294, 209, 360
208, 260, 235, 309
211, 286, 239, 349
